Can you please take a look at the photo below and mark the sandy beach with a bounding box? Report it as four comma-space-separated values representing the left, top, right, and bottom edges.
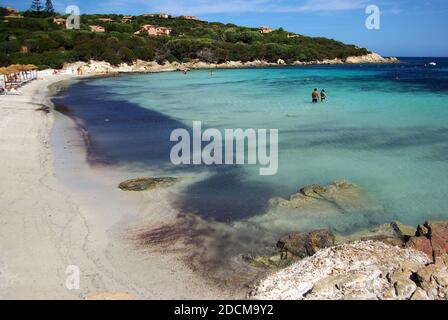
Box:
0, 73, 230, 300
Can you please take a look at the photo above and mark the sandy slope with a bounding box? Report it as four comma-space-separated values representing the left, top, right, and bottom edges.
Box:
0, 74, 228, 300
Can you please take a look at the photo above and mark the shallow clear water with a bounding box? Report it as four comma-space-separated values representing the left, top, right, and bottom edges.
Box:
54, 58, 448, 234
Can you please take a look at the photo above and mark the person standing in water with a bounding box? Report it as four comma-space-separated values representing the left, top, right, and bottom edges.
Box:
320, 89, 327, 102
312, 88, 319, 103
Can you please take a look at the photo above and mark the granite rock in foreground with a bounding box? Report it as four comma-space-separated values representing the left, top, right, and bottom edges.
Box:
251, 241, 438, 300
406, 221, 448, 260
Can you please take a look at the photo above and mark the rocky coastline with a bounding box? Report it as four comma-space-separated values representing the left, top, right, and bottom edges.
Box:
244, 180, 448, 300
120, 176, 448, 300
63, 53, 399, 75
248, 189, 448, 300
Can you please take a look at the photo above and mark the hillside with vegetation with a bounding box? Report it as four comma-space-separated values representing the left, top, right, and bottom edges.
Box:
0, 6, 370, 69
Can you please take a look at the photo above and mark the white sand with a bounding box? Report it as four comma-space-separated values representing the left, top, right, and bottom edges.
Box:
0, 74, 228, 299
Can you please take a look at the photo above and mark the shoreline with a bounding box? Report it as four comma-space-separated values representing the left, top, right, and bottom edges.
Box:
0, 73, 233, 299
61, 53, 399, 75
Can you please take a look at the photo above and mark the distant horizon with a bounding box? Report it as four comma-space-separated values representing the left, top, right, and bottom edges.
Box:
3, 0, 448, 57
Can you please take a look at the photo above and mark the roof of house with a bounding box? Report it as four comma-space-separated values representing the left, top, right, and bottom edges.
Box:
89, 25, 105, 32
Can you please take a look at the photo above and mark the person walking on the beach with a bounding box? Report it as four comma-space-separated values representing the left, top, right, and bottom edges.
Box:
320, 89, 327, 102
312, 88, 319, 103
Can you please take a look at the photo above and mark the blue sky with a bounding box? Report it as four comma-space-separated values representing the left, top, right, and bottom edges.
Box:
3, 0, 447, 57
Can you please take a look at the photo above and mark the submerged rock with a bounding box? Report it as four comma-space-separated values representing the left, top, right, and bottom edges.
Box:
118, 177, 179, 191
277, 230, 335, 260
336, 221, 416, 246
391, 221, 417, 239
242, 254, 291, 269
244, 230, 335, 270
271, 181, 381, 215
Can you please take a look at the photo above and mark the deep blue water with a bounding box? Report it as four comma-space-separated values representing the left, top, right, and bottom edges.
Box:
53, 57, 448, 234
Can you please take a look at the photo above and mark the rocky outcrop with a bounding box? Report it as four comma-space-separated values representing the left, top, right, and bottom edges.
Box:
250, 241, 433, 300
251, 219, 448, 300
293, 53, 398, 65
242, 230, 335, 270
406, 221, 448, 261
345, 53, 398, 64
64, 59, 281, 75
270, 181, 381, 215
118, 177, 179, 191
277, 230, 335, 260
412, 253, 448, 299
63, 52, 398, 76
335, 221, 416, 246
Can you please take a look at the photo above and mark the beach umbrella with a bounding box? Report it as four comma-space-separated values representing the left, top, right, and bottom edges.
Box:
1, 65, 21, 83
0, 68, 7, 87
26, 64, 38, 70
26, 64, 39, 79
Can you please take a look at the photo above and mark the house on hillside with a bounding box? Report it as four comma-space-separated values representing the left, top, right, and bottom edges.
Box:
134, 24, 157, 35
134, 24, 172, 36
122, 16, 133, 23
53, 18, 67, 26
259, 26, 273, 34
4, 7, 24, 19
179, 15, 198, 20
90, 25, 106, 33
156, 26, 172, 36
144, 13, 170, 19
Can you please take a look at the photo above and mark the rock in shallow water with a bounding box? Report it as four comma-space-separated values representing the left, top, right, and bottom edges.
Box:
270, 181, 382, 215
335, 221, 416, 247
277, 230, 335, 260
118, 177, 179, 191
242, 230, 335, 270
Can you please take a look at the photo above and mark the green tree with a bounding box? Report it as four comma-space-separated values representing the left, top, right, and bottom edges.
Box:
118, 47, 136, 62
134, 47, 155, 61
0, 7, 8, 17
30, 0, 43, 12
45, 0, 55, 14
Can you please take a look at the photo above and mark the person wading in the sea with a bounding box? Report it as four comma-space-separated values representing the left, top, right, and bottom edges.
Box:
312, 88, 319, 103
320, 89, 327, 102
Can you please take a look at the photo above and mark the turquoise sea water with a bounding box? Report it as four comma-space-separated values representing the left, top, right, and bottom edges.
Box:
54, 58, 448, 234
